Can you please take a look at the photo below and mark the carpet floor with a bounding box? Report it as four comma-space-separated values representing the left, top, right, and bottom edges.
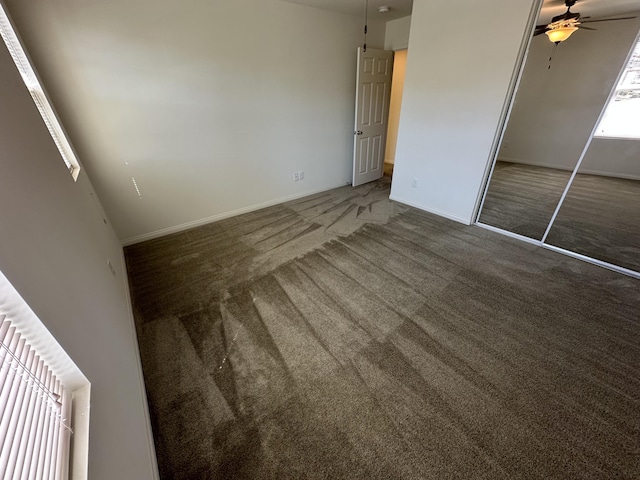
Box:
478, 161, 572, 240
545, 172, 640, 273
125, 178, 640, 479
479, 161, 640, 273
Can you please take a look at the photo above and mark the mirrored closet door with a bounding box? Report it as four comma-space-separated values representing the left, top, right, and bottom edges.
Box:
477, 0, 640, 277
545, 129, 640, 274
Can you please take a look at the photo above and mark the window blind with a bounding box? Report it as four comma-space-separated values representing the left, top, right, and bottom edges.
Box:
0, 318, 72, 480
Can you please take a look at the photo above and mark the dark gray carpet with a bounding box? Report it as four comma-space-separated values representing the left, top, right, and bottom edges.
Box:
125, 178, 640, 479
545, 173, 640, 273
478, 161, 572, 240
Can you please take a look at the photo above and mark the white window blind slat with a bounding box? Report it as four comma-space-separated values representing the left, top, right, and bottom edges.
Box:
0, 335, 22, 473
0, 336, 28, 475
34, 372, 57, 480
36, 375, 58, 478
1, 347, 36, 475
0, 337, 27, 438
54, 390, 72, 480
10, 357, 44, 480
44, 384, 62, 477
19, 361, 49, 480
26, 367, 51, 480
0, 327, 18, 400
45, 380, 62, 480
0, 320, 9, 351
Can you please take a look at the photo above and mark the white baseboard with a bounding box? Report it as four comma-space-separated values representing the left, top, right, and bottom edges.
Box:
120, 250, 161, 479
499, 157, 640, 181
575, 169, 640, 181
498, 156, 575, 171
389, 194, 472, 225
121, 182, 348, 246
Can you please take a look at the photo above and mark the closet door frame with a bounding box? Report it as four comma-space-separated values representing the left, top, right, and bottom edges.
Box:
475, 21, 640, 281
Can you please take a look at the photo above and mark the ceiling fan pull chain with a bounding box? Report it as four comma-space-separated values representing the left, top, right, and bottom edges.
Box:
548, 42, 559, 70
363, 0, 368, 52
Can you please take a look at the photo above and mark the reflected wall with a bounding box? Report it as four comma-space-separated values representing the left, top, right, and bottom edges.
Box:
478, 0, 640, 275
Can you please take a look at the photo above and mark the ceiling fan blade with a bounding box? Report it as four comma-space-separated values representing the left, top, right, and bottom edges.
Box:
578, 25, 597, 31
581, 16, 637, 24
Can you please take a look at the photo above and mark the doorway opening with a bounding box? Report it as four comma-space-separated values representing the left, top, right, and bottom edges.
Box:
384, 49, 408, 178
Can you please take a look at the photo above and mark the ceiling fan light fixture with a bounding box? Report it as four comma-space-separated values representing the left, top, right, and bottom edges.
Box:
546, 26, 578, 43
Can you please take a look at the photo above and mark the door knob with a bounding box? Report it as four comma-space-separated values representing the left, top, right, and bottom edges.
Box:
354, 130, 363, 135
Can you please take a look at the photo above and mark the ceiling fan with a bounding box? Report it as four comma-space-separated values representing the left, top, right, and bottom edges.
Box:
534, 0, 637, 44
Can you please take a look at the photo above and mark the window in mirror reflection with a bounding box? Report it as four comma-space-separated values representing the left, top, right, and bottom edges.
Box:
595, 38, 640, 138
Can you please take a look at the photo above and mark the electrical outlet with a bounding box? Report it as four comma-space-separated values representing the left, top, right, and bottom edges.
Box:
412, 178, 419, 188
293, 172, 299, 181
299, 171, 304, 181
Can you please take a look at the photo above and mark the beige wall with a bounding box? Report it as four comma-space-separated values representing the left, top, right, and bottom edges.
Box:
391, 0, 540, 223
384, 49, 407, 165
0, 38, 158, 480
581, 137, 640, 179
499, 13, 640, 174
5, 0, 385, 245
385, 15, 411, 50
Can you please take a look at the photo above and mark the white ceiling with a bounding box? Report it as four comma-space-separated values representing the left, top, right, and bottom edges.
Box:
280, 0, 413, 21
539, 0, 640, 24
280, 0, 640, 25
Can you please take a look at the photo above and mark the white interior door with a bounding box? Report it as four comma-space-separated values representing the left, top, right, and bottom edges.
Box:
352, 47, 393, 187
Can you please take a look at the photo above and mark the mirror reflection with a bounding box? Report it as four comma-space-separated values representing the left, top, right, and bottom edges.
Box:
479, 0, 640, 255
546, 40, 640, 272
